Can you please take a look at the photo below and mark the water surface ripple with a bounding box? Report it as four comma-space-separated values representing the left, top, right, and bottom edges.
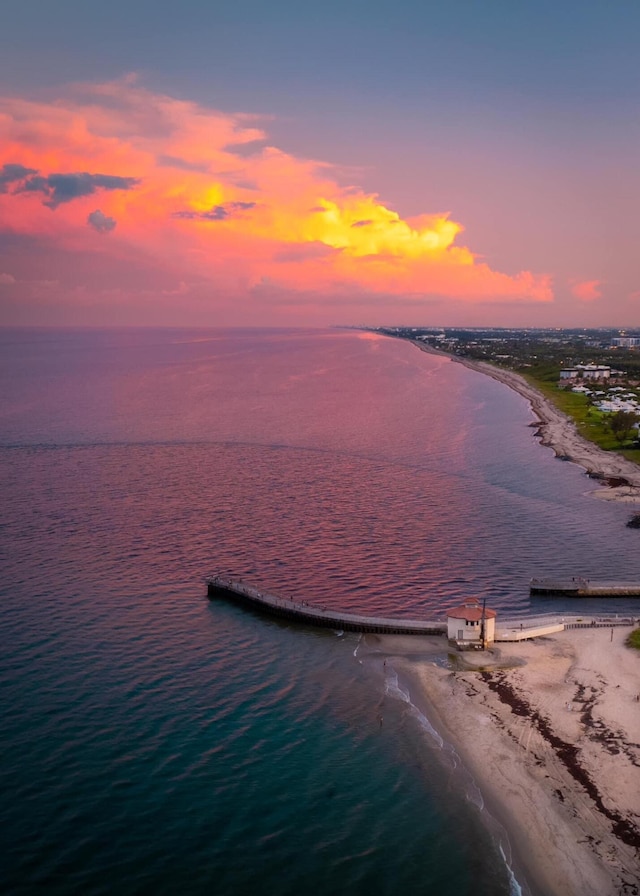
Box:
2, 327, 638, 895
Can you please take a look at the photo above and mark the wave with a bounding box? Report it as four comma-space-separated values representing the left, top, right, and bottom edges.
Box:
382, 663, 527, 896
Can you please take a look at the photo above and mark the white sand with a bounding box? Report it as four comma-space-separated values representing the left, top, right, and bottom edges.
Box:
374, 629, 640, 896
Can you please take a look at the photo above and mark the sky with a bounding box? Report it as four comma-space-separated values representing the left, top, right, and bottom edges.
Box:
0, 0, 639, 328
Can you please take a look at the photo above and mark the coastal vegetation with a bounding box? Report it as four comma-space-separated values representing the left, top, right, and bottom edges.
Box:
375, 326, 640, 466
520, 377, 640, 460
625, 628, 640, 650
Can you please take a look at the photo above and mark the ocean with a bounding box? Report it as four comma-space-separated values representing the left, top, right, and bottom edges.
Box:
2, 327, 639, 896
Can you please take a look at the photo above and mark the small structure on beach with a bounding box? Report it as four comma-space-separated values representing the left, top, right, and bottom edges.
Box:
447, 598, 496, 649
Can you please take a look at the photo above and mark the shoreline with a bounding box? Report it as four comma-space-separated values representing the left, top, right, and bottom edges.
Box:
413, 341, 640, 503
369, 629, 640, 896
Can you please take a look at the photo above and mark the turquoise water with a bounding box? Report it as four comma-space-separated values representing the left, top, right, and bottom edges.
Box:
2, 327, 639, 895
1, 563, 508, 896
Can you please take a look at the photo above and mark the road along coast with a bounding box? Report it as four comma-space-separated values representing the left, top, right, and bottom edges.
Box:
370, 628, 640, 896
413, 342, 640, 503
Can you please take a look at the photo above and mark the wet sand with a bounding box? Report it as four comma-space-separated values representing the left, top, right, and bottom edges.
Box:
373, 629, 640, 896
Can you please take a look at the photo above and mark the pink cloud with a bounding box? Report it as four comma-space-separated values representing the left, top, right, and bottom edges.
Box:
569, 279, 602, 302
0, 76, 554, 323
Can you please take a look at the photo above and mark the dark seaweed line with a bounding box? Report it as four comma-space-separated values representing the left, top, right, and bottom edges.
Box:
480, 672, 640, 850
575, 682, 640, 765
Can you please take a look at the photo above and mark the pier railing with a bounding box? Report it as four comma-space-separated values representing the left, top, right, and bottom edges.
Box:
500, 612, 637, 628
499, 613, 638, 633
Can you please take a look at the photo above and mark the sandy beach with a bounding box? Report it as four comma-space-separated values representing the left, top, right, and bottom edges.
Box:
414, 343, 640, 503
383, 341, 640, 892
372, 628, 640, 896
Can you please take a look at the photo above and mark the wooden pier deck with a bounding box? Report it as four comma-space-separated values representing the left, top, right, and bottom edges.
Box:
207, 576, 447, 635
530, 578, 640, 597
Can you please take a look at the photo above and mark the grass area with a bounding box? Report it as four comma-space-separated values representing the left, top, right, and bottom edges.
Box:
625, 629, 640, 650
520, 373, 640, 465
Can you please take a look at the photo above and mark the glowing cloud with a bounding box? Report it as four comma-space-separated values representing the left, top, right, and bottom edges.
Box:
570, 279, 602, 302
0, 77, 553, 321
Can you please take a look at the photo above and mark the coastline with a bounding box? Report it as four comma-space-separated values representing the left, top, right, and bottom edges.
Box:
413, 341, 640, 503
370, 629, 640, 896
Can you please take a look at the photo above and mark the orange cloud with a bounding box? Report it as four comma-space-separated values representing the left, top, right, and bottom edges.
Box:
0, 76, 553, 316
569, 279, 602, 302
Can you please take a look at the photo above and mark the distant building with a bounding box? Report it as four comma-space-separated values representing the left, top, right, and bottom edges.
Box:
612, 337, 640, 348
559, 364, 611, 381
447, 598, 496, 648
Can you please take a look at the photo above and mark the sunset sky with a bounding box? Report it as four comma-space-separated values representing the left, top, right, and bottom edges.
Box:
1, 0, 638, 328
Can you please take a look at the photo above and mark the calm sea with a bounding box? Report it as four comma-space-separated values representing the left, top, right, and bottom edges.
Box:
2, 327, 639, 896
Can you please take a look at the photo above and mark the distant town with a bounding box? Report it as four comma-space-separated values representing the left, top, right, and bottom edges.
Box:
372, 327, 640, 457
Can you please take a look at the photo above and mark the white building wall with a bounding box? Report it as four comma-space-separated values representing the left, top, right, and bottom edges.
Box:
447, 616, 495, 642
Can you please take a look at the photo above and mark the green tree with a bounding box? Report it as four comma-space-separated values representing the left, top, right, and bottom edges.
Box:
609, 410, 639, 443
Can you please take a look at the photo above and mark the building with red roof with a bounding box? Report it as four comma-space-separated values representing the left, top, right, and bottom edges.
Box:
447, 598, 496, 648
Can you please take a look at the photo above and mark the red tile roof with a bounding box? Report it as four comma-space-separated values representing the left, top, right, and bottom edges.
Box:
447, 600, 496, 621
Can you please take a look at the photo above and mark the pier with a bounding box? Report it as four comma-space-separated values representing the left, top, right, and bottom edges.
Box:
530, 578, 640, 597
207, 577, 639, 639
207, 576, 446, 635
